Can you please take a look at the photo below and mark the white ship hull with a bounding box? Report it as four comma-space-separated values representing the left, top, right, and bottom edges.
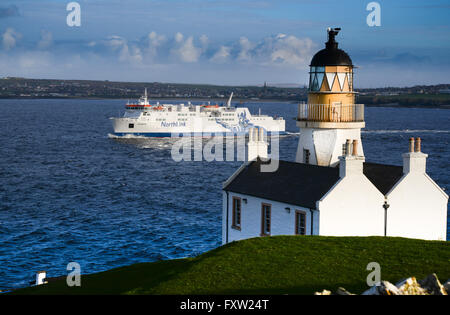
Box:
111, 102, 285, 137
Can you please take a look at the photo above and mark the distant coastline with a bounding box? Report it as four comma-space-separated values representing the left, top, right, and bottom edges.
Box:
1, 77, 449, 109
0, 96, 449, 109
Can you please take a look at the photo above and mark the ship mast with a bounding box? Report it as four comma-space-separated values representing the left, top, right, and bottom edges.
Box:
227, 92, 234, 108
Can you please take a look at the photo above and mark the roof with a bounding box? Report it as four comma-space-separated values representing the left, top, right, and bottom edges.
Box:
310, 48, 353, 67
223, 159, 404, 209
224, 159, 340, 209
310, 28, 353, 66
363, 162, 404, 195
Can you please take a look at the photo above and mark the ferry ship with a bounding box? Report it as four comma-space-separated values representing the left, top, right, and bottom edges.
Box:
111, 90, 286, 137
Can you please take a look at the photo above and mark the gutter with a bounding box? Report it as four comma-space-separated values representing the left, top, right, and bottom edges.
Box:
226, 191, 229, 244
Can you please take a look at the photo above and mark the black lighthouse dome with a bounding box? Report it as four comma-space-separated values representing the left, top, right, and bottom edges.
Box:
310, 28, 353, 67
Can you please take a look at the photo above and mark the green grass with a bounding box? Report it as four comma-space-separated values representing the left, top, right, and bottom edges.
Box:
357, 93, 450, 107
12, 236, 450, 295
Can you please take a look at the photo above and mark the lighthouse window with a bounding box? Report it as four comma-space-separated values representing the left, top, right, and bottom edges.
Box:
311, 74, 319, 91
261, 204, 271, 236
316, 73, 325, 89
303, 149, 310, 164
310, 67, 326, 91
232, 197, 241, 230
295, 211, 307, 236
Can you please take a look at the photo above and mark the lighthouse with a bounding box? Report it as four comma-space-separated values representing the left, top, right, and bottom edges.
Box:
295, 28, 365, 167
222, 27, 448, 243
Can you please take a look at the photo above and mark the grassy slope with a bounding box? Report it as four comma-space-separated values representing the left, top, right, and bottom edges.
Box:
13, 236, 450, 295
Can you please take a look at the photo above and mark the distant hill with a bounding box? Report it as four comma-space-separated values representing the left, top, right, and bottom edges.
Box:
12, 236, 450, 295
0, 77, 449, 107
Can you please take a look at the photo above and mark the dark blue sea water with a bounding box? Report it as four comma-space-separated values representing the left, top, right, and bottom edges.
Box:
0, 99, 449, 290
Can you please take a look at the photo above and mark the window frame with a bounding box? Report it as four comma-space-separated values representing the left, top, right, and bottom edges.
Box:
303, 149, 310, 164
231, 196, 242, 230
295, 210, 307, 236
261, 203, 272, 236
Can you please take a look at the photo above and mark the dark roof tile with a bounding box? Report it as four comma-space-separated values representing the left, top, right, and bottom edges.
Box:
224, 159, 340, 209
224, 159, 404, 208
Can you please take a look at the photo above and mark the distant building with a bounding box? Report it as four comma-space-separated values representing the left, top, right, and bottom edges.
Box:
222, 28, 448, 243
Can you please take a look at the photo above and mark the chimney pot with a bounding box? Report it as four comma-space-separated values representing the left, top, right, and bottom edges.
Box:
259, 127, 264, 142
415, 137, 421, 152
345, 139, 352, 156
352, 140, 358, 156
409, 137, 415, 153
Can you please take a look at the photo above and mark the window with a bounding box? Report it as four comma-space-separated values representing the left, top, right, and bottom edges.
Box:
303, 149, 310, 164
261, 204, 271, 236
309, 66, 325, 91
129, 123, 134, 129
342, 143, 347, 156
232, 197, 241, 230
295, 211, 307, 235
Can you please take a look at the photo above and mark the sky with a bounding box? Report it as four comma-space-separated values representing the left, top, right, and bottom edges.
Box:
0, 0, 449, 88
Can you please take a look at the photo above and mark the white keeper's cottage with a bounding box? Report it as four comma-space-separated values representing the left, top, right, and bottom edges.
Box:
222, 28, 448, 243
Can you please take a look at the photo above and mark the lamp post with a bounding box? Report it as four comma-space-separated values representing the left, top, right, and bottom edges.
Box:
383, 201, 390, 237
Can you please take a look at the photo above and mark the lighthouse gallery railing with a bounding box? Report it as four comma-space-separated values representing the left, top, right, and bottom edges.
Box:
297, 103, 364, 123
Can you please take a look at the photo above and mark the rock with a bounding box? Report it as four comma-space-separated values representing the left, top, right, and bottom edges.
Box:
418, 274, 447, 295
443, 279, 450, 295
395, 277, 428, 295
315, 274, 447, 295
314, 290, 332, 295
334, 287, 354, 295
362, 281, 401, 295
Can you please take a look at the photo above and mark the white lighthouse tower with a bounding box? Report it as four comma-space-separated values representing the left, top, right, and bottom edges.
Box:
296, 28, 365, 167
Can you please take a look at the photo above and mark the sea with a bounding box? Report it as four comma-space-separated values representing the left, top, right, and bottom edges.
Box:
0, 99, 449, 290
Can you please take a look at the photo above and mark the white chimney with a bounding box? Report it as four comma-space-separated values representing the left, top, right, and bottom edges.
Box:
35, 271, 47, 286
247, 127, 268, 161
403, 137, 428, 174
339, 139, 365, 178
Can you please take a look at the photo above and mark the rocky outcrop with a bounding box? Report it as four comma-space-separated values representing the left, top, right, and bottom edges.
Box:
361, 281, 402, 295
418, 274, 447, 295
315, 274, 449, 295
443, 279, 450, 294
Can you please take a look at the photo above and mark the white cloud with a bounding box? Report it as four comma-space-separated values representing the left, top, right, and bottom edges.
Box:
146, 31, 166, 59
238, 36, 253, 62
0, 30, 319, 84
104, 35, 126, 50
210, 45, 231, 63
174, 32, 184, 43
2, 27, 21, 50
38, 30, 53, 50
270, 34, 314, 65
104, 35, 143, 65
171, 34, 201, 63
148, 31, 166, 47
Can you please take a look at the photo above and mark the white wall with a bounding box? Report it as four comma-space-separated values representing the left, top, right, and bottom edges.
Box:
317, 174, 386, 236
295, 127, 364, 167
222, 192, 318, 244
386, 173, 448, 241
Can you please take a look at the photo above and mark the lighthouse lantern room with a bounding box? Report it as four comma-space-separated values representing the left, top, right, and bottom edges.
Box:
296, 28, 365, 167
